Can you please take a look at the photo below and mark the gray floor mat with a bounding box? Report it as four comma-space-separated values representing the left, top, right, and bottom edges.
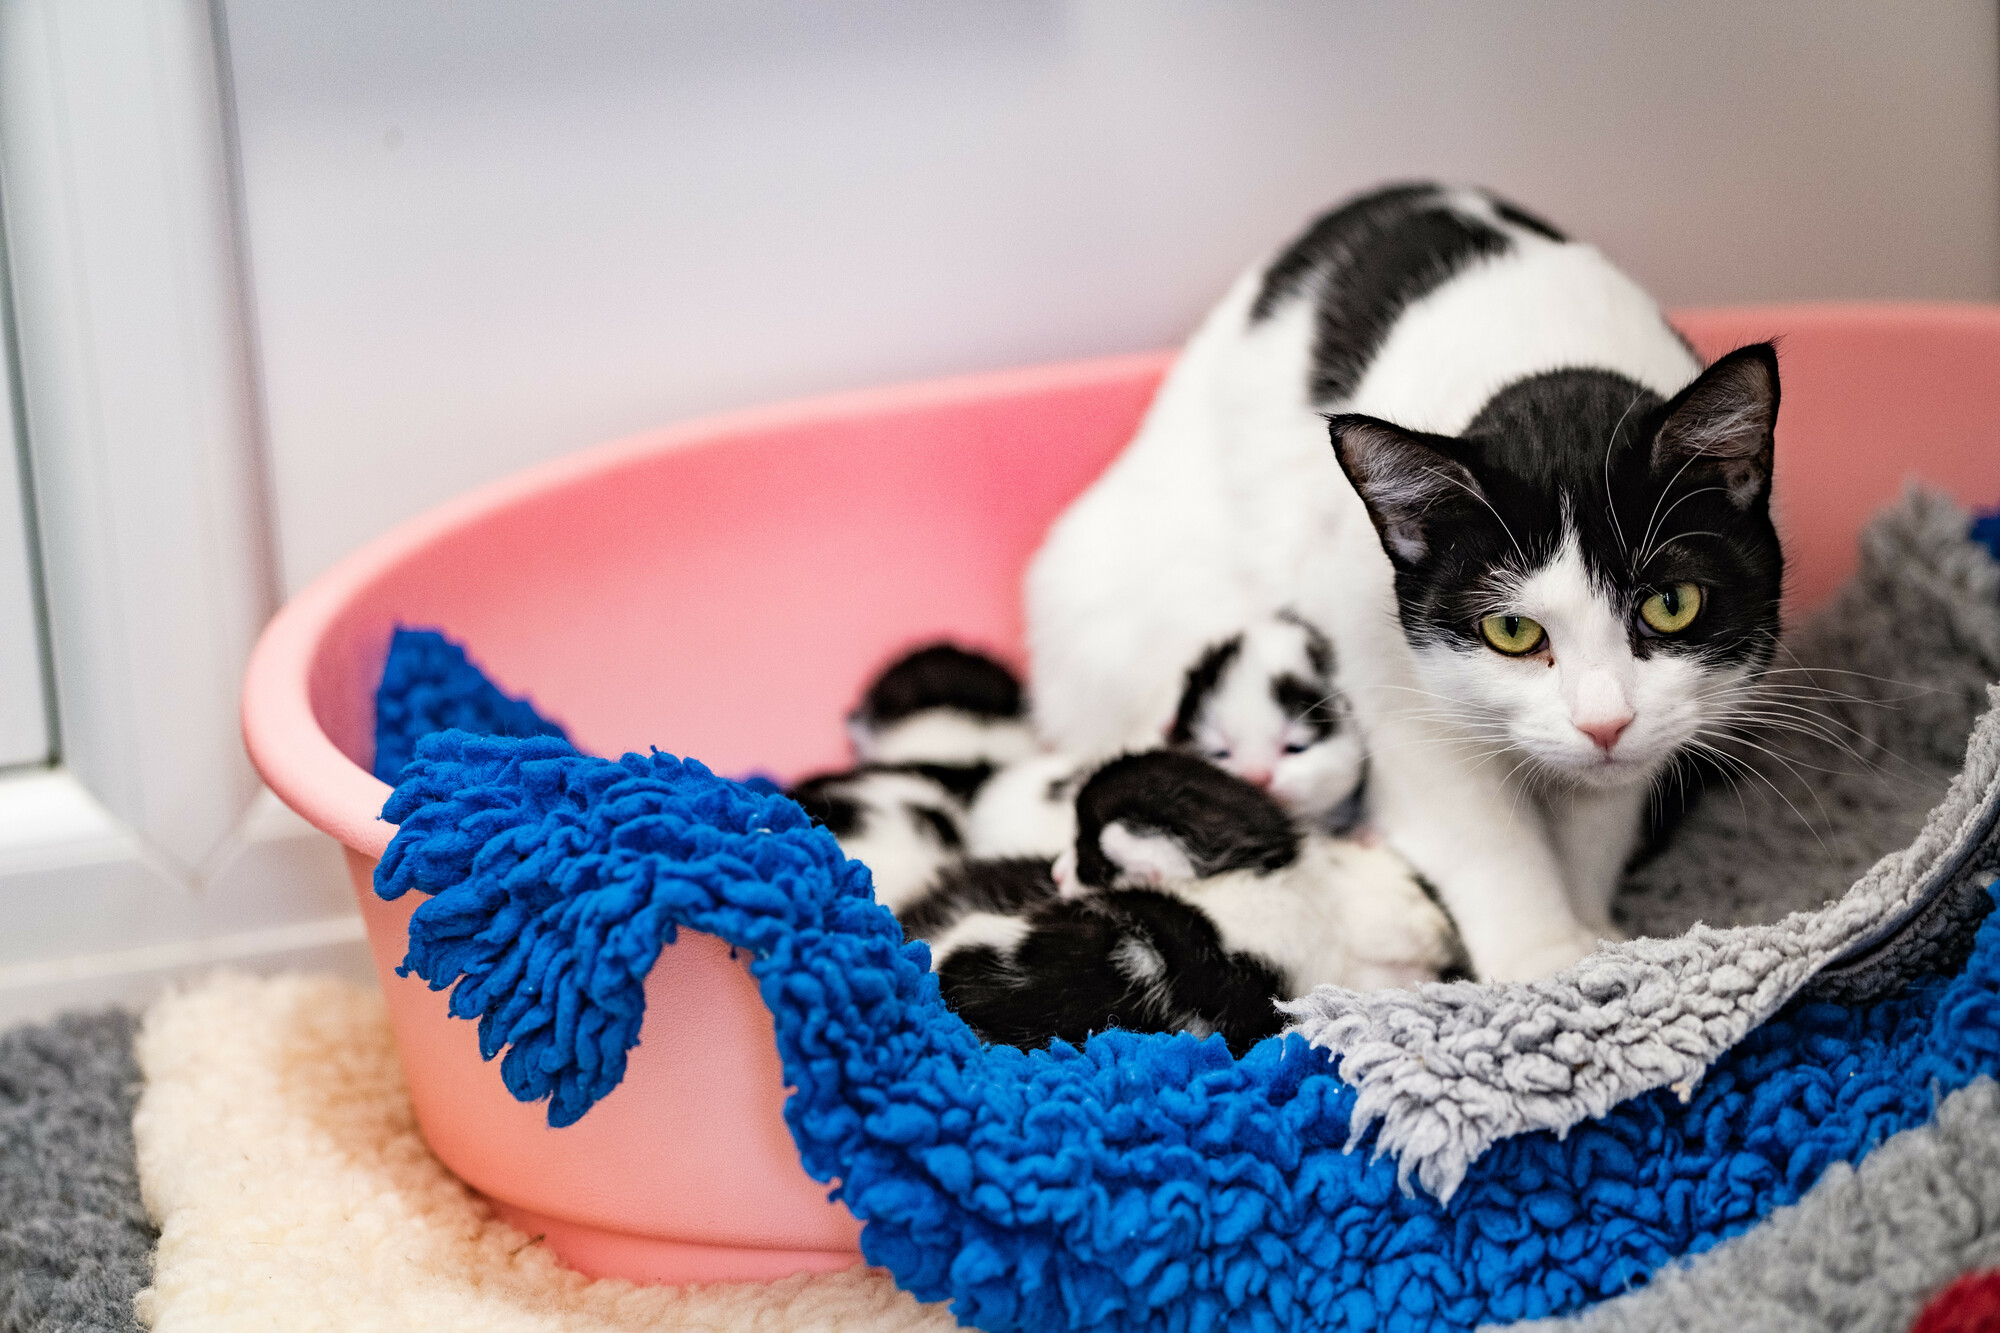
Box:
0, 1011, 152, 1333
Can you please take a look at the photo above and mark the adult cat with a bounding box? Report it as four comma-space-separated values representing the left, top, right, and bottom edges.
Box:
1024, 183, 1783, 982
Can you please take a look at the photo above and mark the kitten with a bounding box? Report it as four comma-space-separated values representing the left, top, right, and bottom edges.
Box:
1164, 611, 1367, 832
1025, 182, 1783, 980
904, 752, 1465, 1054
968, 613, 1368, 858
848, 643, 1038, 799
788, 766, 968, 913
796, 644, 1041, 909
964, 750, 1091, 860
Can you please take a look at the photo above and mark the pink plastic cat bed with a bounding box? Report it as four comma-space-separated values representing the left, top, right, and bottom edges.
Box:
241, 303, 2000, 1287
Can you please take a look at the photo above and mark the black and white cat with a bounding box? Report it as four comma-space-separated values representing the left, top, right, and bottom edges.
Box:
1026, 183, 1784, 981
904, 751, 1466, 1054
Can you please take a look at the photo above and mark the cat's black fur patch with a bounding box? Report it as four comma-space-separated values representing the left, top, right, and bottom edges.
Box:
787, 764, 967, 845
1329, 350, 1784, 673
899, 856, 1057, 937
1279, 608, 1336, 680
933, 887, 1287, 1056
1492, 198, 1565, 242
854, 643, 1023, 726
908, 802, 963, 851
1073, 751, 1299, 887
1166, 635, 1244, 745
1271, 674, 1340, 742
894, 760, 996, 804
787, 773, 863, 837
1410, 872, 1476, 982
1251, 183, 1520, 404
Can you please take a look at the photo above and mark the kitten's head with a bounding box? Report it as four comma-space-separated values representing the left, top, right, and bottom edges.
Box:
1328, 344, 1784, 789
848, 642, 1037, 771
1166, 613, 1368, 830
1057, 750, 1299, 896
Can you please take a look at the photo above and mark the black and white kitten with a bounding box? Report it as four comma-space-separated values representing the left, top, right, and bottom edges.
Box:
1027, 182, 1784, 981
1164, 611, 1367, 832
791, 643, 1036, 910
847, 643, 1038, 799
968, 612, 1368, 858
788, 766, 968, 914
905, 752, 1465, 1054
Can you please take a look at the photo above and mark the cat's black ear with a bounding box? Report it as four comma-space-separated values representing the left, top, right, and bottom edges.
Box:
1327, 415, 1487, 565
1650, 342, 1779, 509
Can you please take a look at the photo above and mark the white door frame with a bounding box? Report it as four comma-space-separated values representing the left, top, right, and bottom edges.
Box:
0, 0, 364, 1024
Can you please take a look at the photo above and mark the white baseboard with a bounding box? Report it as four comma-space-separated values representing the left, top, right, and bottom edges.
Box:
0, 772, 384, 1028
0, 913, 376, 1028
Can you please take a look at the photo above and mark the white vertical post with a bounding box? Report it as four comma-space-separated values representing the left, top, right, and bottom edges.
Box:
0, 234, 51, 770
0, 0, 275, 871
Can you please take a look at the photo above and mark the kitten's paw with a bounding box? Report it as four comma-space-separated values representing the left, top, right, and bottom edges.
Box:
1052, 847, 1084, 898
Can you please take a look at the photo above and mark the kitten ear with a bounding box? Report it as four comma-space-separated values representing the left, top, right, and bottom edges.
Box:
1327, 414, 1487, 565
1650, 342, 1780, 509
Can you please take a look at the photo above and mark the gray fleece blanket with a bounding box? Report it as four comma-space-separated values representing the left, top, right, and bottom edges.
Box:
1281, 488, 2000, 1200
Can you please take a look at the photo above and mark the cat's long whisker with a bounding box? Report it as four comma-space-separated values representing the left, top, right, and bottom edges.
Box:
1693, 725, 1847, 824
1603, 389, 1646, 559
1637, 484, 1729, 565
1634, 449, 1710, 565
1703, 697, 1908, 773
1684, 734, 1841, 869
1735, 664, 1940, 700
1421, 464, 1528, 566
1644, 530, 1728, 558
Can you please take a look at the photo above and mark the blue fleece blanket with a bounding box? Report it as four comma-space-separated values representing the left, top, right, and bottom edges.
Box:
373, 631, 2000, 1332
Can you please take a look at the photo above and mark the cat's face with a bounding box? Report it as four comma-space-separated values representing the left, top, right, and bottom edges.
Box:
1166, 614, 1368, 827
1329, 345, 1784, 789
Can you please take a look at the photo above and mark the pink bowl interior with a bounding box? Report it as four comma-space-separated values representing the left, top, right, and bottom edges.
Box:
242, 304, 2000, 1284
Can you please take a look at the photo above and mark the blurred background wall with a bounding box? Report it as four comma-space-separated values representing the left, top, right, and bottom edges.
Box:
0, 0, 1995, 1017
225, 0, 2000, 591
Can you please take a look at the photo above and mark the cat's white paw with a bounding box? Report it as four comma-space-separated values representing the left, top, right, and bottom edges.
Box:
1481, 928, 1603, 983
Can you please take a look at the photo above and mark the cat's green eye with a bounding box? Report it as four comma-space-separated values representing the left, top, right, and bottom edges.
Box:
1639, 582, 1704, 635
1479, 613, 1546, 656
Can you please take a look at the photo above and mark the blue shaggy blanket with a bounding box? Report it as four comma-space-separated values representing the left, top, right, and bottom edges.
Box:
373, 634, 2000, 1332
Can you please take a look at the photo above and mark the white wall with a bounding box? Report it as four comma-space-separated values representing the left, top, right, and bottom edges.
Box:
224, 0, 2000, 593
0, 1, 1993, 1020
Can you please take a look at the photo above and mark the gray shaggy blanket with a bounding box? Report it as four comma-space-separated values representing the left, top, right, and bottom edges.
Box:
1281, 490, 2000, 1200
1620, 487, 2000, 937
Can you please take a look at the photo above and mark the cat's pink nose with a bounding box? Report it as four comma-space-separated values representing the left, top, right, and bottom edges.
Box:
1239, 766, 1273, 788
1577, 717, 1631, 753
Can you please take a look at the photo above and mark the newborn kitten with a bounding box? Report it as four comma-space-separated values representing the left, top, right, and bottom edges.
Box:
848, 643, 1038, 799
904, 752, 1465, 1054
969, 614, 1371, 858
788, 766, 968, 914
901, 851, 1293, 1056
964, 750, 1092, 860
1164, 612, 1368, 832
1057, 752, 1465, 994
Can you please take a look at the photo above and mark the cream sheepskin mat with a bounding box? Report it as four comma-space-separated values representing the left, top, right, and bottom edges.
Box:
132, 972, 956, 1332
